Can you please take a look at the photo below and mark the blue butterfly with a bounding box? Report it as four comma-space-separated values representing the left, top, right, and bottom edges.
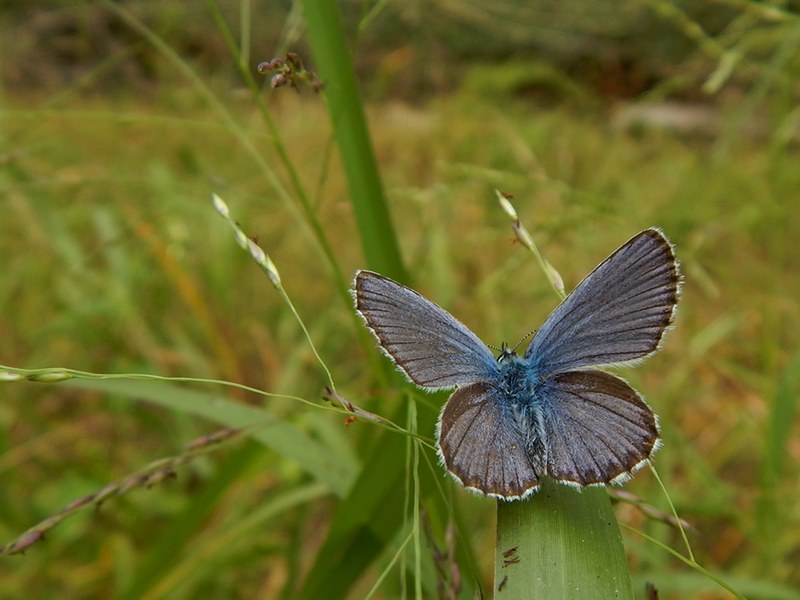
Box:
353, 229, 681, 500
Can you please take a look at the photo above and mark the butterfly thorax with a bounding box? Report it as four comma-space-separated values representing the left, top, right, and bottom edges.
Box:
496, 350, 538, 405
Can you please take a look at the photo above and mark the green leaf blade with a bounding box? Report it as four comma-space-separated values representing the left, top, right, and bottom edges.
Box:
495, 481, 634, 599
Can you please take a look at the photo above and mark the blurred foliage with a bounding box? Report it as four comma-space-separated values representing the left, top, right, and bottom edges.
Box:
4, 0, 799, 101
1, 1, 800, 599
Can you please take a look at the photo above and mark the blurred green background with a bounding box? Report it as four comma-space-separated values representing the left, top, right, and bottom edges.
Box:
1, 1, 799, 598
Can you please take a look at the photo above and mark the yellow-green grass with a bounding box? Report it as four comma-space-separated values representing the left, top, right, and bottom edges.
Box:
1, 70, 798, 598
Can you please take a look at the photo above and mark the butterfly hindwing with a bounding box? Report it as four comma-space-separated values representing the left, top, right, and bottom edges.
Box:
437, 382, 541, 499
540, 370, 660, 486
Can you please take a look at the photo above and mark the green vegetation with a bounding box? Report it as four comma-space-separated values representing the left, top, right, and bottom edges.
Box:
1, 1, 799, 599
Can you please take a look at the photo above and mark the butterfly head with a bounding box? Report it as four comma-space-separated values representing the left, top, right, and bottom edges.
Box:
496, 330, 536, 364
497, 343, 518, 363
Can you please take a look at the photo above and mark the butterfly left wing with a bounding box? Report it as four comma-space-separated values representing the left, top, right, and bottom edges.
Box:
354, 271, 499, 390
438, 382, 542, 499
539, 370, 660, 486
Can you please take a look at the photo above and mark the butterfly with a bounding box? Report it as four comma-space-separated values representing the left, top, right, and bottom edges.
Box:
353, 229, 681, 500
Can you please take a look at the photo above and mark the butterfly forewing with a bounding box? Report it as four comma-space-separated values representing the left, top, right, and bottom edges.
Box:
541, 371, 659, 486
354, 271, 498, 390
438, 382, 541, 499
526, 229, 680, 376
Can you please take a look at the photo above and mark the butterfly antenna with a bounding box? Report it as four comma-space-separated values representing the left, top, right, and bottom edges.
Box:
512, 329, 537, 352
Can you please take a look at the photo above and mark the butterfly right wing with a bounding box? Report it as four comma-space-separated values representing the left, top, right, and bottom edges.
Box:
437, 382, 542, 500
525, 228, 680, 376
353, 271, 499, 390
